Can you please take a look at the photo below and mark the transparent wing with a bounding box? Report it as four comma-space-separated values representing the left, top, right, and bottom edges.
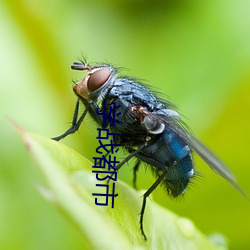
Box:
148, 110, 247, 198
169, 121, 247, 198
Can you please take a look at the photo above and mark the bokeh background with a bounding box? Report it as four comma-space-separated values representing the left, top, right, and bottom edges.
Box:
1, 0, 250, 249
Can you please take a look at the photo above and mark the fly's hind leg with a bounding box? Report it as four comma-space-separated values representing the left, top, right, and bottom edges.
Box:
140, 172, 167, 240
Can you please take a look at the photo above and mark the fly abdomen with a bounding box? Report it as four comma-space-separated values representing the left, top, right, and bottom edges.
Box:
163, 129, 194, 196
137, 128, 194, 197
164, 153, 194, 197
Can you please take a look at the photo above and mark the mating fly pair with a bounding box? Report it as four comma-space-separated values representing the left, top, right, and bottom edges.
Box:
52, 60, 245, 240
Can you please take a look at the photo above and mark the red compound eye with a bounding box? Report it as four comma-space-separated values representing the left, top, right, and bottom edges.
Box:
87, 68, 111, 92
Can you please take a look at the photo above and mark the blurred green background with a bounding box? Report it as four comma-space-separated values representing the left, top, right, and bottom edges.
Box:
1, 0, 250, 249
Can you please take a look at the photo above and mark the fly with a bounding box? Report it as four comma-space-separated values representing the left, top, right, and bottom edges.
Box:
52, 60, 247, 240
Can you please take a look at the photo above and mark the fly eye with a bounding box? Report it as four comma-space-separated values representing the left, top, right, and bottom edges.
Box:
87, 68, 111, 92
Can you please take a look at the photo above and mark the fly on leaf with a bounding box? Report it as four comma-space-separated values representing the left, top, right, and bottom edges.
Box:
52, 60, 246, 240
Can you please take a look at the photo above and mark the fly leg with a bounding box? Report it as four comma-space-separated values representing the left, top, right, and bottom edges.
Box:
107, 144, 147, 184
140, 172, 167, 240
126, 148, 141, 189
52, 99, 106, 141
132, 160, 141, 189
115, 144, 146, 171
52, 99, 89, 141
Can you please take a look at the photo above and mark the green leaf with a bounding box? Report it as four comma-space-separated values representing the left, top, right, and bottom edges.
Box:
19, 127, 227, 250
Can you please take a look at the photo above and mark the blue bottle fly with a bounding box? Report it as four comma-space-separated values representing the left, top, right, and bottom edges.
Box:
52, 60, 246, 240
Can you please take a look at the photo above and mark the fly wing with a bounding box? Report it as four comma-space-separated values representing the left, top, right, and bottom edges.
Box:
150, 110, 247, 198
169, 122, 247, 198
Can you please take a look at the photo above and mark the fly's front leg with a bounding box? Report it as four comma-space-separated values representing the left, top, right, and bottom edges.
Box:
52, 99, 89, 141
52, 99, 106, 141
140, 172, 167, 240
